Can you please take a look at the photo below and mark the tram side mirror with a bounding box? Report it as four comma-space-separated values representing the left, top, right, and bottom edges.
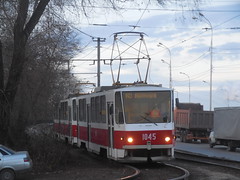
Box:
109, 105, 113, 115
118, 112, 124, 124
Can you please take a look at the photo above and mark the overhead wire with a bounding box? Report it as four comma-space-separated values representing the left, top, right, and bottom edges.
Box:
84, 22, 239, 30
132, 0, 150, 30
73, 6, 240, 61
172, 51, 210, 70
212, 14, 240, 30
80, 5, 240, 13
71, 3, 240, 87
152, 13, 240, 77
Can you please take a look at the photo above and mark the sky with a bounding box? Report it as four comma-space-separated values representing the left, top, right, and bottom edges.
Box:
69, 0, 240, 110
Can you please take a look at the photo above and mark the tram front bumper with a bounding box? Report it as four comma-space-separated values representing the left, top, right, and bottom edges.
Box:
118, 144, 174, 162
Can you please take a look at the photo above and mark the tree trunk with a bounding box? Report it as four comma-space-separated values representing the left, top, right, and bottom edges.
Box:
0, 98, 11, 144
0, 40, 3, 91
0, 0, 50, 144
0, 38, 9, 144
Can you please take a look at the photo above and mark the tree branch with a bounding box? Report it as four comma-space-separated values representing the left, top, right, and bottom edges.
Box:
24, 0, 50, 36
14, 0, 29, 38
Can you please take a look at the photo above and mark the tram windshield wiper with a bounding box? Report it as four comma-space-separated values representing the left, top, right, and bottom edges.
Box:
140, 115, 158, 126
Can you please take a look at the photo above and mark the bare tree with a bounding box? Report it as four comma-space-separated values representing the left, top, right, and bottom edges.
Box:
10, 21, 80, 144
0, 0, 50, 144
0, 0, 203, 145
0, 0, 122, 145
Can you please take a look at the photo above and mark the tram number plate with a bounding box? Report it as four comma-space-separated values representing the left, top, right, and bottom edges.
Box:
142, 133, 156, 141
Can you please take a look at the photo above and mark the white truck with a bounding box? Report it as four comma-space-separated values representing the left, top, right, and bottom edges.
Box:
209, 107, 240, 151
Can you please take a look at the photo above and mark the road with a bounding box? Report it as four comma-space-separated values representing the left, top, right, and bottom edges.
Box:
175, 139, 240, 162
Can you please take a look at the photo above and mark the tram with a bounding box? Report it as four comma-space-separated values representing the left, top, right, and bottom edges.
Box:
54, 31, 175, 162
53, 83, 175, 162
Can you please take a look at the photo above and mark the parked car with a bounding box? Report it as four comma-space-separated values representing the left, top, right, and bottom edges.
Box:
0, 145, 33, 180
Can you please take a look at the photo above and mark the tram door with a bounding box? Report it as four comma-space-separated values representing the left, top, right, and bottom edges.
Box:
87, 104, 91, 149
107, 102, 114, 157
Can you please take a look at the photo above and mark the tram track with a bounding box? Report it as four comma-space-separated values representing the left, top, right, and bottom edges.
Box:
119, 165, 141, 180
164, 163, 190, 180
121, 149, 240, 180
120, 162, 190, 180
172, 149, 240, 180
175, 149, 240, 170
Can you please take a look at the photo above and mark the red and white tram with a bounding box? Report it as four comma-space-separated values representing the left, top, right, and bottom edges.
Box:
54, 84, 175, 162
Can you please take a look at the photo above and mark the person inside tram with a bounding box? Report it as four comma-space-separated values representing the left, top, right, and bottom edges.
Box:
149, 104, 161, 119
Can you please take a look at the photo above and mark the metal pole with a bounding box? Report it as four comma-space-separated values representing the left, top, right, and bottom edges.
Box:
93, 37, 105, 87
158, 43, 172, 89
161, 59, 171, 88
180, 72, 191, 103
97, 38, 100, 87
199, 13, 213, 111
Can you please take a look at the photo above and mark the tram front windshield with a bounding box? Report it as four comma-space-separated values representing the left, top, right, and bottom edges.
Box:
116, 91, 171, 124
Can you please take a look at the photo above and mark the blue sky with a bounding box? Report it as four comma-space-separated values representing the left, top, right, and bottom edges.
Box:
70, 0, 240, 110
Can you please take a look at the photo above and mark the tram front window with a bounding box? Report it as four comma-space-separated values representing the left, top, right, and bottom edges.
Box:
122, 91, 171, 124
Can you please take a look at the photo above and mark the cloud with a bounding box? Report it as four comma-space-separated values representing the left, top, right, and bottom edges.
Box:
70, 0, 240, 110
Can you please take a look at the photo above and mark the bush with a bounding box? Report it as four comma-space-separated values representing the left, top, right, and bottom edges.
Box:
26, 124, 72, 172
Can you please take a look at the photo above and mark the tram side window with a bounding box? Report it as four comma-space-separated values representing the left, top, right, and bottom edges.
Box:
83, 99, 86, 121
64, 102, 68, 120
54, 104, 59, 119
59, 103, 63, 120
60, 101, 68, 120
91, 97, 96, 122
72, 99, 77, 121
79, 99, 86, 122
78, 99, 81, 121
78, 99, 83, 121
115, 92, 124, 124
100, 96, 106, 123
58, 107, 61, 120
95, 96, 100, 123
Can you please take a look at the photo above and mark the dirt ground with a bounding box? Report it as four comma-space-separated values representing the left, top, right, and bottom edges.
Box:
18, 148, 240, 180
27, 148, 135, 180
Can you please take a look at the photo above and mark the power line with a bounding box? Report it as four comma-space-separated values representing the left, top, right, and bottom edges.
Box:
86, 23, 240, 30
152, 14, 239, 65
213, 14, 240, 29
133, 0, 150, 29
81, 5, 240, 13
70, 25, 95, 39
172, 51, 210, 70
214, 64, 240, 68
75, 12, 240, 61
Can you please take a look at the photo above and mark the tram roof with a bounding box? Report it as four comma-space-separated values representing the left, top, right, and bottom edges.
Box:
65, 83, 172, 99
94, 83, 172, 93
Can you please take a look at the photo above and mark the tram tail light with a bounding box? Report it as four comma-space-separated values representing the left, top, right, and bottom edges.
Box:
127, 137, 133, 143
165, 136, 171, 142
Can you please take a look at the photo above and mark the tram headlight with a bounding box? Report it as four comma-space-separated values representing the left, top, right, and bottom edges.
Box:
165, 136, 171, 142
127, 137, 133, 143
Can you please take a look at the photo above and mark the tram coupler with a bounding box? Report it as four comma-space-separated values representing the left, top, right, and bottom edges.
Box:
147, 141, 152, 163
147, 150, 152, 163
